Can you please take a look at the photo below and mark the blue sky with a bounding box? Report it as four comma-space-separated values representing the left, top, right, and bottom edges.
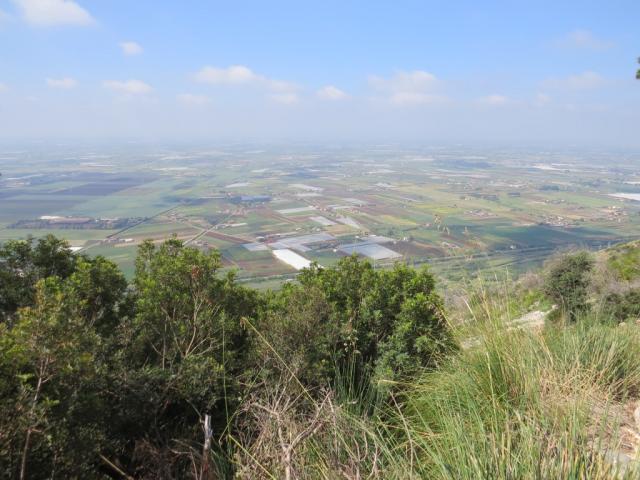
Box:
1, 0, 639, 145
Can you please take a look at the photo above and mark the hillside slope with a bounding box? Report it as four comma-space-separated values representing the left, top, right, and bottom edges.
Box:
2, 235, 640, 478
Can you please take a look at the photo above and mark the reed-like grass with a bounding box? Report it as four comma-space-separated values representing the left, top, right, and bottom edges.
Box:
397, 319, 640, 479
233, 287, 640, 479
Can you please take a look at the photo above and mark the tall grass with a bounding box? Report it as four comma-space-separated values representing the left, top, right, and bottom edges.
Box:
544, 316, 640, 399
233, 289, 640, 479
398, 319, 640, 479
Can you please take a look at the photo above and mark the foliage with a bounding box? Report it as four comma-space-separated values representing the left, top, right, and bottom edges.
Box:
109, 238, 258, 477
253, 284, 335, 387
249, 256, 457, 401
5, 234, 640, 478
295, 256, 457, 387
234, 308, 640, 479
603, 289, 640, 323
544, 251, 594, 321
0, 278, 104, 478
0, 235, 76, 323
65, 255, 131, 335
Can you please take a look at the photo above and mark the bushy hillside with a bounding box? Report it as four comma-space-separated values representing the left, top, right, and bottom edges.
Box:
1, 235, 640, 479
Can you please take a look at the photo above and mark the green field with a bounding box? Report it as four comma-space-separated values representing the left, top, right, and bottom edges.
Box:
2, 144, 640, 282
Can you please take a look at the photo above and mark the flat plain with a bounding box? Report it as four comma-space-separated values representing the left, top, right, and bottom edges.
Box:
2, 143, 639, 285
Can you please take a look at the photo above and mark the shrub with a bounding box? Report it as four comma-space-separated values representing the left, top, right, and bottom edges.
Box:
252, 284, 335, 387
251, 257, 457, 396
544, 252, 594, 322
296, 257, 457, 388
0, 235, 77, 322
602, 289, 640, 323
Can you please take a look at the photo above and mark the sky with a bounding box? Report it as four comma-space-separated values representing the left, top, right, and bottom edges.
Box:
0, 0, 639, 146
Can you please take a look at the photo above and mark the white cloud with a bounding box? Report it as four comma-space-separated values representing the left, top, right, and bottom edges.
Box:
557, 29, 614, 51
103, 79, 152, 95
194, 65, 297, 92
270, 93, 299, 105
316, 85, 348, 100
369, 70, 445, 106
12, 0, 94, 26
477, 94, 509, 106
46, 77, 77, 89
177, 93, 211, 106
195, 65, 259, 85
0, 83, 7, 92
544, 71, 605, 90
194, 65, 300, 104
119, 41, 143, 56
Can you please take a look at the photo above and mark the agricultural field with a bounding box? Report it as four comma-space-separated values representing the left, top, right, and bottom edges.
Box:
2, 143, 640, 286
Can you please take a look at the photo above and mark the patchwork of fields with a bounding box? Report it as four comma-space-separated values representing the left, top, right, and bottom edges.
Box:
2, 144, 639, 285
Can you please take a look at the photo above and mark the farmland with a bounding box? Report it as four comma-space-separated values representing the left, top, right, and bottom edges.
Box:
2, 143, 640, 286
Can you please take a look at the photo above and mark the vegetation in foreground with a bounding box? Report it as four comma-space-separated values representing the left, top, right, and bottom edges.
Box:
1, 235, 640, 478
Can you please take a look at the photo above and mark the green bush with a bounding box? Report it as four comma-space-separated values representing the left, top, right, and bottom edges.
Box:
603, 289, 640, 323
544, 252, 594, 322
253, 283, 335, 387
294, 256, 457, 388
248, 256, 457, 408
0, 235, 77, 322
